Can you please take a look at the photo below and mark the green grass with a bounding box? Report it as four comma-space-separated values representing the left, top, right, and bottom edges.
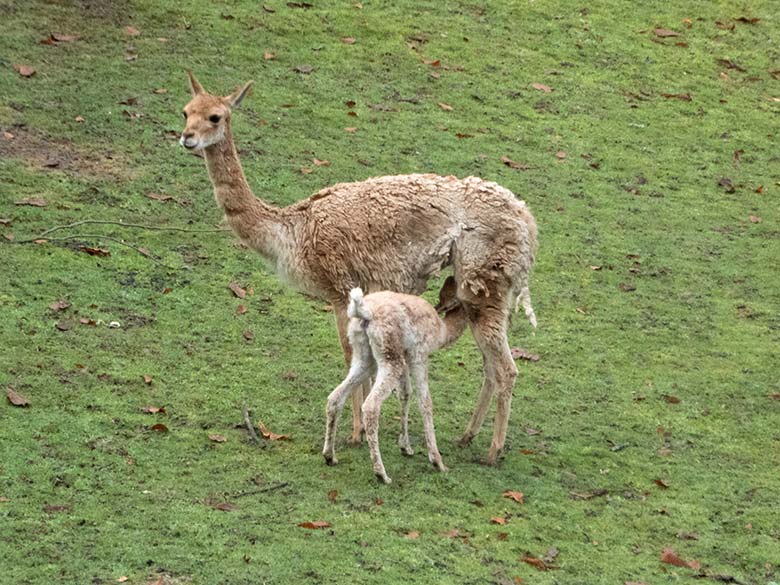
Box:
1, 1, 779, 583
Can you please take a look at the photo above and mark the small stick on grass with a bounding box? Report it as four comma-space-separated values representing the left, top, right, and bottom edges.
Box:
243, 405, 263, 446
231, 482, 289, 499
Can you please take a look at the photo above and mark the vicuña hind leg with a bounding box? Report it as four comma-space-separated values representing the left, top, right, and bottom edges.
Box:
461, 303, 516, 465
335, 307, 367, 445
397, 369, 414, 456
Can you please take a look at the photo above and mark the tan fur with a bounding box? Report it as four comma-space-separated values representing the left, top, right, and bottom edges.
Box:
323, 278, 468, 483
181, 73, 538, 463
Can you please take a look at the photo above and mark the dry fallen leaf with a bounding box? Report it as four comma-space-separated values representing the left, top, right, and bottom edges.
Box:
258, 421, 290, 441
661, 93, 692, 101
313, 158, 330, 166
327, 489, 338, 502
143, 375, 153, 385
654, 28, 680, 37
43, 504, 71, 513
13, 64, 36, 77
208, 434, 227, 443
555, 151, 567, 160
236, 304, 248, 315
117, 577, 129, 583
654, 478, 670, 489
503, 490, 524, 504
748, 215, 762, 223
293, 64, 314, 74
531, 82, 552, 93
405, 530, 420, 539
437, 102, 453, 111
341, 37, 356, 44
242, 330, 254, 342
6, 387, 30, 407
211, 502, 237, 511
143, 406, 165, 414
511, 347, 540, 362
124, 25, 140, 36
500, 156, 530, 170
519, 448, 535, 455
150, 423, 168, 433
344, 127, 357, 133
491, 516, 507, 525
229, 282, 247, 299
79, 246, 110, 257
298, 520, 330, 529
662, 394, 681, 404
49, 299, 71, 312
660, 547, 699, 569
263, 52, 276, 60
520, 555, 549, 571
15, 197, 47, 207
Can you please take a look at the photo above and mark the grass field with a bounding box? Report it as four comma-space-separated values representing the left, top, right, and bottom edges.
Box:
1, 1, 779, 583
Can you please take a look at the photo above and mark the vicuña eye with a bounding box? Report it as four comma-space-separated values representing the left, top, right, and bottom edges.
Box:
182, 111, 188, 119
209, 115, 221, 123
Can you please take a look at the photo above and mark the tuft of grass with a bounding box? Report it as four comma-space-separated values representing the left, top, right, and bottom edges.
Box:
1, 1, 778, 583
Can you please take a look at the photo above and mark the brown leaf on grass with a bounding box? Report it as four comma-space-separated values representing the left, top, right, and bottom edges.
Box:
503, 491, 524, 504
6, 387, 30, 407
79, 246, 110, 257
543, 547, 560, 563
124, 25, 140, 36
768, 393, 780, 400
500, 156, 530, 170
211, 502, 236, 511
735, 16, 760, 24
654, 28, 680, 37
405, 530, 420, 539
293, 65, 314, 74
262, 4, 276, 12
146, 192, 179, 203
654, 478, 670, 489
236, 304, 248, 315
4, 233, 13, 242
437, 102, 453, 111
43, 504, 71, 513
677, 531, 699, 540
531, 82, 552, 93
491, 517, 507, 525
300, 167, 314, 175
143, 406, 165, 414
49, 299, 71, 312
663, 394, 681, 404
229, 282, 247, 298
150, 423, 168, 432
661, 93, 692, 101
510, 348, 540, 362
13, 64, 36, 77
298, 520, 330, 529
341, 37, 356, 44
658, 446, 673, 456
208, 434, 227, 443
55, 320, 73, 331
718, 177, 736, 193
344, 127, 357, 133
455, 133, 473, 139
327, 489, 338, 502
555, 151, 567, 160
519, 448, 535, 455
755, 185, 763, 193
243, 330, 254, 342
570, 489, 608, 500
116, 577, 128, 583
281, 370, 298, 381
142, 375, 153, 385
524, 427, 541, 436
41, 33, 79, 44
521, 555, 549, 571
619, 282, 636, 292
258, 421, 290, 441
733, 149, 744, 164
443, 528, 461, 538
263, 52, 276, 60
660, 547, 699, 569
497, 532, 508, 541
152, 88, 167, 94
748, 215, 762, 224
313, 158, 330, 166
0, 218, 11, 226
15, 197, 46, 207
717, 59, 746, 72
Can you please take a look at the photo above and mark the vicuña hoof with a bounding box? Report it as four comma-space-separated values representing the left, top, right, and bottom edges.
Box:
375, 472, 392, 484
458, 434, 475, 448
323, 454, 338, 466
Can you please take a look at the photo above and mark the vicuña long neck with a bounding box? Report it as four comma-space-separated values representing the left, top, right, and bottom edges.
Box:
203, 124, 289, 265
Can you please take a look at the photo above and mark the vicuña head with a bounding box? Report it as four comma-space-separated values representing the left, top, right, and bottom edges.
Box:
180, 70, 253, 150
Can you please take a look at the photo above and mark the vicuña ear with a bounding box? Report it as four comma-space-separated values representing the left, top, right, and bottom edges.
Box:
227, 81, 254, 108
187, 70, 204, 96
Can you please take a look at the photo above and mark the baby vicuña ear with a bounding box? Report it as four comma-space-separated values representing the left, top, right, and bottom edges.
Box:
186, 70, 204, 96
227, 81, 254, 108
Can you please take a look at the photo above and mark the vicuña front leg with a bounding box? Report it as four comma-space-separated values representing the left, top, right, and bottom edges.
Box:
410, 362, 447, 472
323, 362, 370, 466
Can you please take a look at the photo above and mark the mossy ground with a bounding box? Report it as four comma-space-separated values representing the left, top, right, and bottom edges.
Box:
1, 1, 778, 584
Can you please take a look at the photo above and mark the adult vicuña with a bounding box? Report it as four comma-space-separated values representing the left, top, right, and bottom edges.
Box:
179, 71, 538, 464
323, 277, 469, 483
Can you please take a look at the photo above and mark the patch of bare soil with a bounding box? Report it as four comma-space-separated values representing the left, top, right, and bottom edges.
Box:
0, 126, 128, 180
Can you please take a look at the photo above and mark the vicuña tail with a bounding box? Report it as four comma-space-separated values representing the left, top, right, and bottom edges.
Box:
348, 288, 372, 320
513, 278, 537, 329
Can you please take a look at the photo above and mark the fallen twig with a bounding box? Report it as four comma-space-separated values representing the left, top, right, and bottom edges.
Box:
12, 233, 170, 265
10, 219, 229, 244
243, 405, 263, 446
231, 482, 289, 499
